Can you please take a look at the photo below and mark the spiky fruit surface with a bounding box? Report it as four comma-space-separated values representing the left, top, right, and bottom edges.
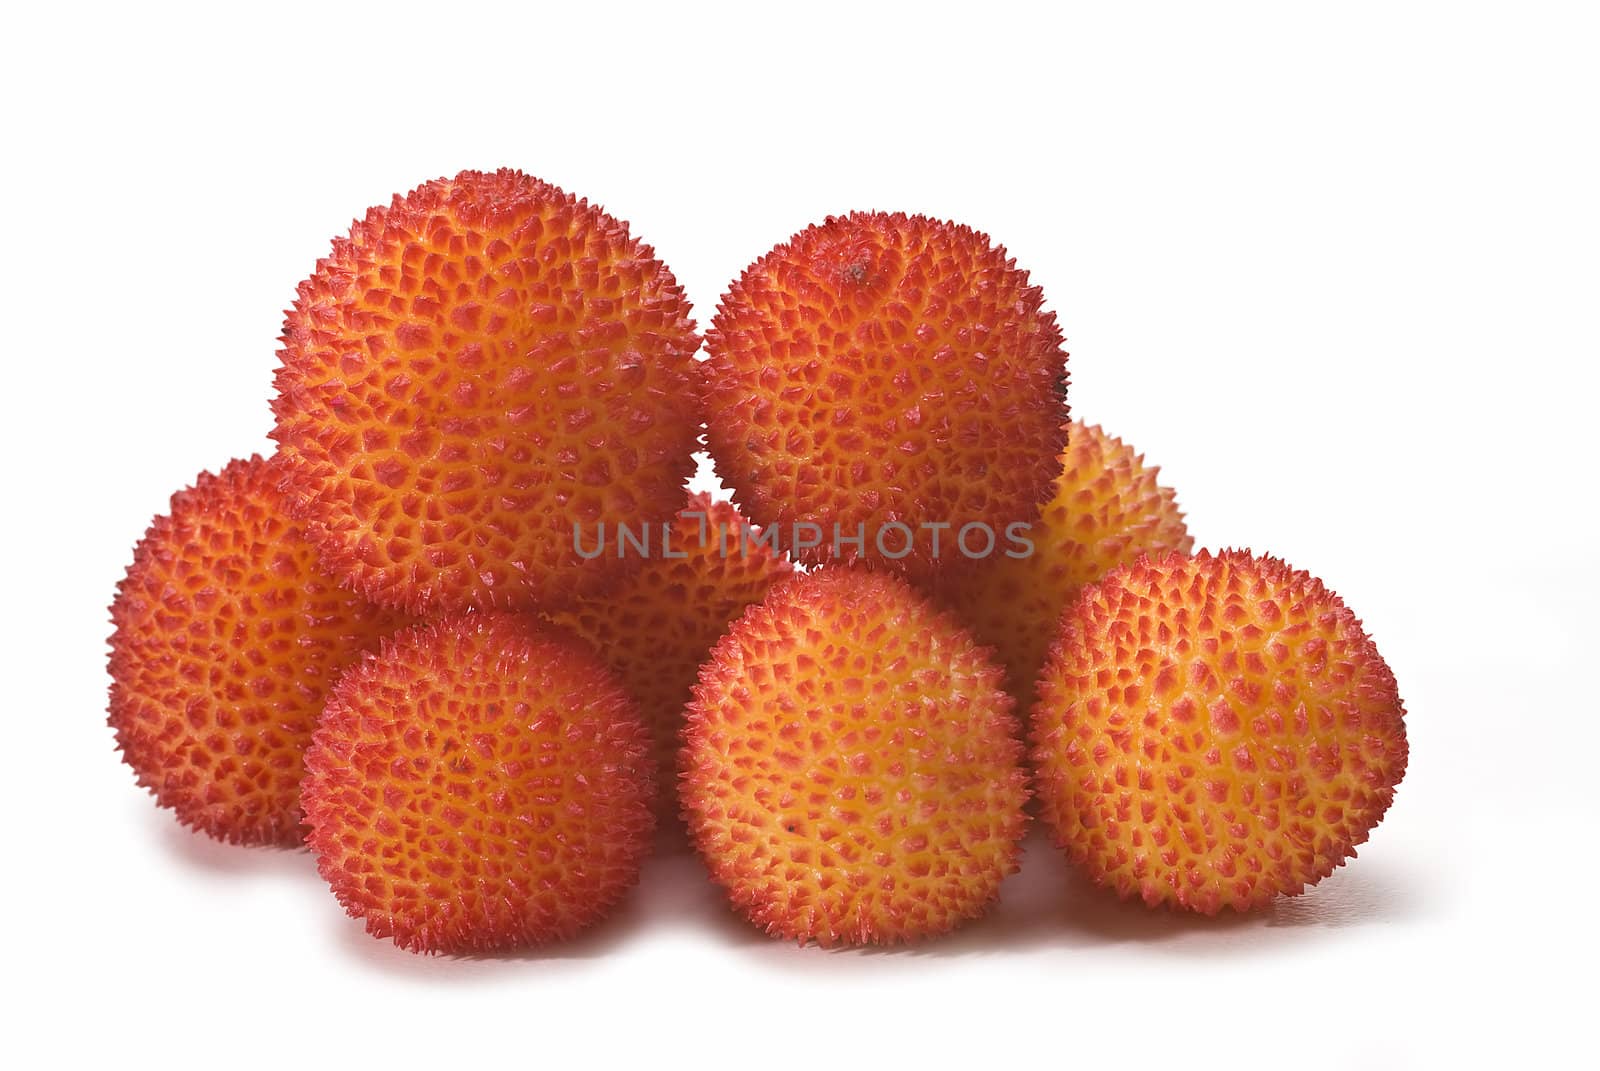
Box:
933, 421, 1192, 697
107, 455, 411, 846
546, 493, 792, 813
703, 211, 1068, 577
682, 568, 1028, 946
271, 168, 701, 615
302, 613, 654, 954
1031, 549, 1408, 914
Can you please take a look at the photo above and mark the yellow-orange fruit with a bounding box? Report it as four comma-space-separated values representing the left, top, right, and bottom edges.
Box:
271, 168, 702, 615
1031, 550, 1408, 914
703, 211, 1067, 577
302, 613, 654, 954
933, 421, 1192, 696
682, 568, 1028, 946
107, 455, 411, 845
545, 493, 792, 812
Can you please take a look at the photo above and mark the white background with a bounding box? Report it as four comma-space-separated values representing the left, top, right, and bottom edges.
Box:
3, 2, 1595, 1067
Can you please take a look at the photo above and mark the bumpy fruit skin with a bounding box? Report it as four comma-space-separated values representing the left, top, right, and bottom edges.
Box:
682, 568, 1028, 946
546, 493, 792, 812
271, 168, 702, 615
1031, 549, 1408, 914
933, 421, 1192, 697
107, 455, 411, 846
302, 613, 655, 954
703, 211, 1068, 577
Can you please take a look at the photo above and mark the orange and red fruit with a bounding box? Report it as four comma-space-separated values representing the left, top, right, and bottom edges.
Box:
681, 567, 1028, 946
302, 613, 655, 954
104, 167, 1414, 948
933, 420, 1192, 696
107, 454, 411, 846
1030, 549, 1408, 914
271, 168, 702, 615
703, 211, 1068, 576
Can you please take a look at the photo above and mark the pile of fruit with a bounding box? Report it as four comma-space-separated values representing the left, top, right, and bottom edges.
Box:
107, 169, 1408, 954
